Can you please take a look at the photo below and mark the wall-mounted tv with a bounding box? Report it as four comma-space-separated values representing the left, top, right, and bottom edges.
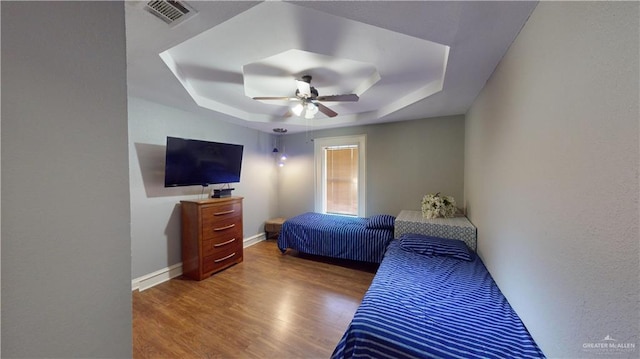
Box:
164, 136, 244, 187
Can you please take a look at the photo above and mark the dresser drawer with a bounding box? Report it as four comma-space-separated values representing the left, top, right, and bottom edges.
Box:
201, 233, 241, 257
202, 202, 242, 220
202, 245, 242, 274
202, 215, 241, 240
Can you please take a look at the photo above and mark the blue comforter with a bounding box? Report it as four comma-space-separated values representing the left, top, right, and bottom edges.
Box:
332, 240, 545, 359
277, 212, 394, 263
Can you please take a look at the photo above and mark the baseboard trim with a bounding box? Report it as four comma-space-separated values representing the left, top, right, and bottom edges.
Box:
132, 233, 267, 292
132, 262, 183, 292
244, 232, 266, 248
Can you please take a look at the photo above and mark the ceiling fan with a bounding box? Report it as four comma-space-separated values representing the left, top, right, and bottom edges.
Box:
252, 75, 359, 118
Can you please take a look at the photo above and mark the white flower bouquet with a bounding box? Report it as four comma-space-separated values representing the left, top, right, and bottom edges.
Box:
421, 192, 457, 219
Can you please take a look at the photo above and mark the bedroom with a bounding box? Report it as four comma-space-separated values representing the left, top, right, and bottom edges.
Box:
2, 1, 638, 358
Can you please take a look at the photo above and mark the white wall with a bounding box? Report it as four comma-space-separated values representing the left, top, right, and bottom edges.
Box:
129, 97, 278, 279
465, 2, 639, 357
278, 116, 465, 219
1, 2, 132, 357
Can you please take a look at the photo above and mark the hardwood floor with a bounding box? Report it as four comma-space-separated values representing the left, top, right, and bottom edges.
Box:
133, 240, 378, 358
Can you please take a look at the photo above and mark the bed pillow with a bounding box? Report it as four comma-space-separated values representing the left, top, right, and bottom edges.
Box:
399, 233, 472, 261
366, 214, 395, 229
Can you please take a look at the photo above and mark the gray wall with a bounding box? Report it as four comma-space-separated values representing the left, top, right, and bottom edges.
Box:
465, 2, 639, 357
129, 97, 279, 279
278, 116, 465, 219
1, 2, 132, 357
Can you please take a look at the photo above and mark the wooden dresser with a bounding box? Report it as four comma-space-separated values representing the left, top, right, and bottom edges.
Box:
180, 197, 243, 281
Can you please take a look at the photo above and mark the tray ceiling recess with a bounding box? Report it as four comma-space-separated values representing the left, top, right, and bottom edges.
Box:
158, 2, 449, 128
126, 1, 538, 133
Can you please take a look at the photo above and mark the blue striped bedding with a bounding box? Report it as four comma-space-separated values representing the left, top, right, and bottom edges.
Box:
277, 212, 394, 263
332, 240, 545, 359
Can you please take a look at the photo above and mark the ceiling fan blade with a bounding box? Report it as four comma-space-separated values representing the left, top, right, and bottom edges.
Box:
296, 80, 312, 97
253, 96, 297, 101
316, 94, 359, 102
316, 103, 338, 118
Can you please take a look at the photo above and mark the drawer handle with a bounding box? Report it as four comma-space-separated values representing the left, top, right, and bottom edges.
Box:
214, 238, 236, 247
214, 252, 236, 263
214, 209, 235, 216
214, 224, 235, 231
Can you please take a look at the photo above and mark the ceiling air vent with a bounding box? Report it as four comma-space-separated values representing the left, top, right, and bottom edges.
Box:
144, 0, 197, 26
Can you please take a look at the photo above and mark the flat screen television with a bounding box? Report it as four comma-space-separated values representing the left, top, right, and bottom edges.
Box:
164, 136, 244, 187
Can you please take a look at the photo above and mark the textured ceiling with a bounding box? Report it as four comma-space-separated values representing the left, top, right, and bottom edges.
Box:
125, 1, 537, 133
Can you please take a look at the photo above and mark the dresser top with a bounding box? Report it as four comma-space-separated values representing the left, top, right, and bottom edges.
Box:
396, 210, 475, 228
180, 196, 243, 205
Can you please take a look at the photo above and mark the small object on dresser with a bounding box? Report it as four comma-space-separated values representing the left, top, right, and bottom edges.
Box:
212, 188, 234, 198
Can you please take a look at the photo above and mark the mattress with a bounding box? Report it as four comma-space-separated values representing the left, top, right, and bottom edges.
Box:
277, 212, 394, 263
332, 240, 545, 359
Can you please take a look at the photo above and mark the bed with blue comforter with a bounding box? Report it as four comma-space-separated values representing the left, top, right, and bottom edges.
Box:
277, 212, 395, 263
332, 234, 545, 359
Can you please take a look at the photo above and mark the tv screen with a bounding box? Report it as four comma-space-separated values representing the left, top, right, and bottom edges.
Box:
164, 137, 244, 187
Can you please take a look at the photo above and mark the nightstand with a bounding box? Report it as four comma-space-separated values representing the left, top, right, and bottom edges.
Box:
264, 217, 286, 240
394, 210, 477, 250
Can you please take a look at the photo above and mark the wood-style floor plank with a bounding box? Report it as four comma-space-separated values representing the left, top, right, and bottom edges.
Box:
133, 240, 377, 359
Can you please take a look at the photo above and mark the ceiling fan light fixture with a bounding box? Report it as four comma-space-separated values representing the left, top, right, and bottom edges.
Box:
291, 103, 304, 116
306, 102, 318, 115
256, 75, 357, 119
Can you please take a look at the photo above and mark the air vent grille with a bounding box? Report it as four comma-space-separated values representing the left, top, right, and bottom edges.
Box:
144, 0, 196, 26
